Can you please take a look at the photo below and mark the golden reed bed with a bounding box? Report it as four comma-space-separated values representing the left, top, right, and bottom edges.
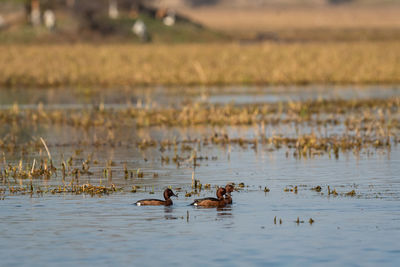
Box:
1, 42, 399, 87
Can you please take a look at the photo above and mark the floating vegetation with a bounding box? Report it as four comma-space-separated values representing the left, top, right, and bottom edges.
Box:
0, 159, 56, 181
274, 217, 283, 225
311, 186, 322, 192
1, 97, 398, 162
0, 91, 398, 201
68, 183, 119, 196
1, 98, 399, 129
284, 186, 298, 193
137, 169, 144, 178
345, 190, 357, 197
5, 183, 120, 197
328, 186, 338, 196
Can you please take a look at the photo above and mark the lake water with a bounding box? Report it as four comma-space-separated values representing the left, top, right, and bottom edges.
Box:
1, 85, 400, 266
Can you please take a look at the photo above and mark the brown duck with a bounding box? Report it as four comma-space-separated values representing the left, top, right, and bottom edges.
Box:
135, 188, 177, 206
190, 187, 227, 207
224, 184, 235, 205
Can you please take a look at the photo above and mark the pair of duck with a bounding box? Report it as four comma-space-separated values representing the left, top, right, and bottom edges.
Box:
135, 184, 234, 207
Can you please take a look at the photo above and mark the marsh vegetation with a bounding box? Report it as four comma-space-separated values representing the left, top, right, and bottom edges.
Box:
1, 42, 400, 87
1, 87, 398, 197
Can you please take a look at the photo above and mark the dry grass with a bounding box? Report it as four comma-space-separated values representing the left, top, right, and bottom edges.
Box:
179, 6, 400, 41
1, 42, 399, 87
180, 6, 400, 31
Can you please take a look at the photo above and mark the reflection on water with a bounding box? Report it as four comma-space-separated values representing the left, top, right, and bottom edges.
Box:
216, 206, 234, 226
204, 85, 400, 104
164, 206, 180, 220
1, 85, 399, 108
0, 85, 400, 266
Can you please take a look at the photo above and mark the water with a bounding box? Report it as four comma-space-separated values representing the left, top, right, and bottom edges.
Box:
1, 85, 398, 108
1, 86, 400, 266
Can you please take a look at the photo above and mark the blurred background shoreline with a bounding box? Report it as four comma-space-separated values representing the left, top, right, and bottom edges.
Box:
0, 0, 399, 87
1, 0, 400, 43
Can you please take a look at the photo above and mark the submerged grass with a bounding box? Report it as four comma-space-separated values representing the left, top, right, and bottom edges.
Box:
1, 97, 398, 129
1, 42, 400, 87
1, 97, 398, 164
0, 88, 398, 199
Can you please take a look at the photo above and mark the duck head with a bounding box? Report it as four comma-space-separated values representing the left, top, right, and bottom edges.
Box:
216, 187, 227, 200
164, 188, 177, 200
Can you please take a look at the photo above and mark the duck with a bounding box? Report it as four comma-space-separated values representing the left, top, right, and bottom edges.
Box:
135, 188, 177, 206
224, 184, 235, 205
190, 187, 227, 207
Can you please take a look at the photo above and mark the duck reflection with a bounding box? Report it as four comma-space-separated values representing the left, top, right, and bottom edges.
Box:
163, 206, 179, 220
217, 206, 234, 228
216, 206, 233, 218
